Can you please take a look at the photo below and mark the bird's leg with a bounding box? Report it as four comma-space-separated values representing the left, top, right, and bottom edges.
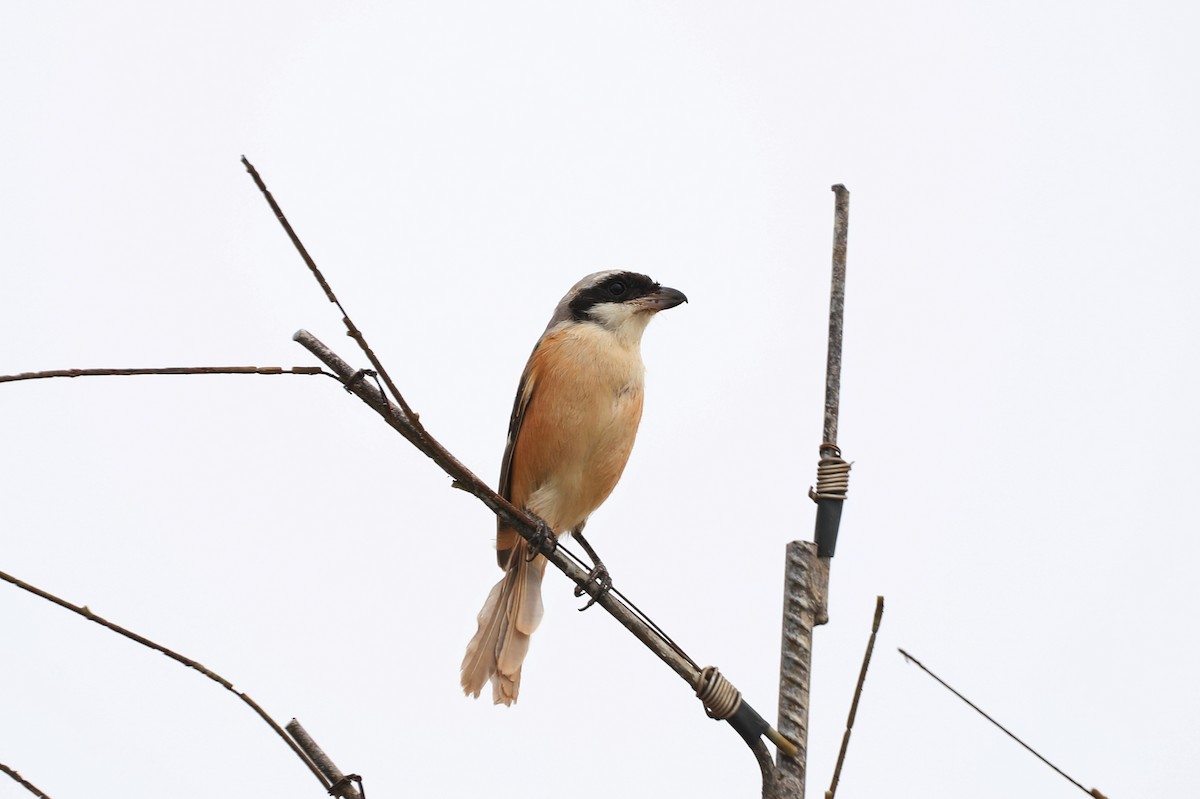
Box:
571, 527, 612, 611
525, 515, 557, 561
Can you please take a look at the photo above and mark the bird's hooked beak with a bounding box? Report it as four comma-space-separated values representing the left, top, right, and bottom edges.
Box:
636, 285, 688, 313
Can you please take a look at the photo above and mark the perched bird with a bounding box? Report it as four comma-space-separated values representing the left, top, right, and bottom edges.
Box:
461, 270, 687, 705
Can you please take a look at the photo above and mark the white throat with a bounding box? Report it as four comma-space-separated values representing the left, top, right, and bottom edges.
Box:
586, 301, 655, 347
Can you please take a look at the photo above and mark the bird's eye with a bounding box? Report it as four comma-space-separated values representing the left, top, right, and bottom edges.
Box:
607, 281, 626, 296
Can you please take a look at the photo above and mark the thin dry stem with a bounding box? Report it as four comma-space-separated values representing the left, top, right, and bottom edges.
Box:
241, 155, 421, 427
0, 763, 52, 799
0, 366, 332, 384
826, 596, 884, 798
0, 569, 330, 792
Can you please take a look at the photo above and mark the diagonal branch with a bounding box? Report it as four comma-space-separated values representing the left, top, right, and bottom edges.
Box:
826, 596, 885, 798
1, 763, 52, 799
241, 156, 421, 429
0, 569, 332, 793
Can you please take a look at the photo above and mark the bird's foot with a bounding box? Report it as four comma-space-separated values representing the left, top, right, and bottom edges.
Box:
525, 517, 557, 561
574, 563, 612, 611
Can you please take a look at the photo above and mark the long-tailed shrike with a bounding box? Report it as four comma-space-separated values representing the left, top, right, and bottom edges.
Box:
460, 270, 687, 705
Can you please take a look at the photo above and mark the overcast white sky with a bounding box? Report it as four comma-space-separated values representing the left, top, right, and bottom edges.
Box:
2, 2, 1197, 797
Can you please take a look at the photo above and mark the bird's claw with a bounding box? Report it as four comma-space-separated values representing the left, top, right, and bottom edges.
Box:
525, 518, 556, 561
574, 564, 612, 611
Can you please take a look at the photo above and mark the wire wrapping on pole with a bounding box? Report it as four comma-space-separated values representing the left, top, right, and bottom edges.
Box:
696, 666, 743, 720
809, 448, 851, 502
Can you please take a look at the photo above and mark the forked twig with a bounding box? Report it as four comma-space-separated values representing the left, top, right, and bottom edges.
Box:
0, 569, 332, 792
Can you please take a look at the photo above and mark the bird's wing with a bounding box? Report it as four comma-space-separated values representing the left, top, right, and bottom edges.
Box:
498, 349, 539, 503
495, 344, 540, 566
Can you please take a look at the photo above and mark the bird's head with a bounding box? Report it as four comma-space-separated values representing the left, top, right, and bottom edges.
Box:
547, 270, 687, 343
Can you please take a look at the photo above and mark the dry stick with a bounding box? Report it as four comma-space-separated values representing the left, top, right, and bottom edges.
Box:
825, 596, 884, 799
292, 332, 690, 671
898, 648, 1106, 798
0, 763, 52, 799
0, 569, 331, 793
0, 366, 332, 384
240, 156, 419, 427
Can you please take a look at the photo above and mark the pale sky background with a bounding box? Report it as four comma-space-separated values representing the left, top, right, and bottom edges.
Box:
2, 2, 1197, 797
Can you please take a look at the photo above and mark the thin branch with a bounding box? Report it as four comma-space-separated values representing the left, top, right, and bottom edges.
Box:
0, 366, 333, 385
240, 156, 421, 427
898, 648, 1105, 798
0, 763, 52, 799
825, 596, 884, 799
0, 569, 331, 793
290, 333, 686, 661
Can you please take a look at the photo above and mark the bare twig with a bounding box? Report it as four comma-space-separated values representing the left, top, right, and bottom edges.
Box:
241, 156, 421, 428
898, 648, 1105, 798
825, 596, 884, 799
0, 569, 331, 793
292, 332, 688, 664
0, 366, 333, 384
0, 763, 52, 799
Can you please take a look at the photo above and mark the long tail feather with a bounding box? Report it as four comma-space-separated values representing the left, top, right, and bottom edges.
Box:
461, 540, 548, 705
